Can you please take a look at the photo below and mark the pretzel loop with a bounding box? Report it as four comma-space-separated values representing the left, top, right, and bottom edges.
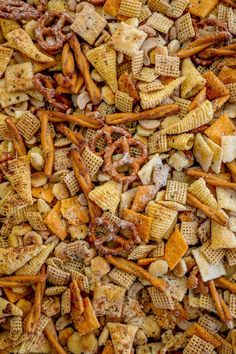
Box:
0, 0, 40, 20
35, 11, 73, 54
103, 137, 148, 183
89, 217, 139, 255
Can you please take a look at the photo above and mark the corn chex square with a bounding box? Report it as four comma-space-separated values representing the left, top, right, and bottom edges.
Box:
0, 46, 13, 78
183, 335, 214, 354
229, 294, 236, 319
165, 180, 188, 204
139, 5, 152, 22
155, 55, 180, 77
147, 12, 174, 34
16, 111, 40, 141
200, 240, 225, 265
181, 221, 198, 245
109, 268, 136, 289
115, 91, 134, 113
148, 0, 172, 14
82, 147, 103, 178
118, 0, 142, 18
226, 249, 236, 266
148, 287, 175, 310
176, 13, 195, 43
168, 0, 190, 18
198, 314, 222, 333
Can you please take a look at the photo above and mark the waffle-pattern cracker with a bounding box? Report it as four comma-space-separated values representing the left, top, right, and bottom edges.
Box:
118, 0, 142, 17
176, 13, 195, 42
16, 111, 40, 141
54, 148, 72, 171
168, 0, 190, 18
148, 0, 172, 14
147, 13, 174, 34
165, 180, 188, 205
131, 50, 144, 75
201, 240, 225, 264
109, 268, 136, 289
134, 67, 158, 83
181, 221, 198, 245
82, 147, 103, 178
148, 287, 175, 310
155, 55, 180, 77
183, 335, 214, 354
0, 46, 13, 78
115, 90, 134, 112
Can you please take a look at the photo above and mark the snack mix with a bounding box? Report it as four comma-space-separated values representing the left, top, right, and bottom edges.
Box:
1, 0, 236, 353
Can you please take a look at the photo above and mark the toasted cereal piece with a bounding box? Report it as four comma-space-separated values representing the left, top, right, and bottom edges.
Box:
188, 0, 219, 18
93, 284, 126, 317
61, 288, 71, 315
45, 286, 67, 296
188, 178, 218, 209
168, 0, 190, 18
54, 148, 72, 171
115, 90, 134, 112
128, 244, 157, 260
0, 298, 23, 318
123, 208, 153, 242
118, 0, 142, 17
226, 249, 236, 266
167, 133, 194, 151
139, 5, 152, 22
183, 335, 214, 354
10, 316, 22, 341
165, 180, 188, 205
203, 71, 229, 101
131, 185, 157, 213
198, 314, 222, 333
0, 87, 29, 108
109, 268, 136, 289
87, 44, 117, 93
173, 96, 191, 117
147, 0, 172, 14
229, 294, 236, 318
140, 77, 184, 109
155, 55, 180, 77
6, 29, 53, 63
5, 62, 34, 93
71, 7, 107, 45
146, 13, 173, 34
221, 135, 236, 163
1, 157, 33, 205
149, 132, 169, 154
111, 22, 147, 57
217, 187, 236, 213
225, 83, 236, 103
228, 8, 236, 35
103, 0, 122, 17
201, 240, 225, 265
47, 265, 71, 286
0, 46, 13, 78
218, 4, 229, 23
16, 112, 40, 141
0, 244, 41, 275
192, 247, 226, 282
0, 18, 21, 38
108, 323, 138, 354
0, 113, 11, 140
181, 58, 206, 98
89, 180, 122, 214
16, 242, 55, 275
47, 0, 69, 11
203, 137, 223, 174
181, 221, 198, 245
151, 241, 165, 257
176, 13, 195, 43
148, 287, 175, 309
211, 221, 236, 249
44, 203, 68, 240
25, 212, 47, 231
164, 228, 188, 270
193, 133, 214, 172
160, 100, 213, 135
117, 62, 132, 77
132, 50, 144, 75
138, 80, 163, 92
64, 171, 80, 196
204, 114, 235, 145
199, 294, 217, 313
24, 88, 44, 101
0, 331, 13, 350
146, 201, 177, 241
70, 269, 90, 293
133, 67, 158, 83
82, 147, 103, 178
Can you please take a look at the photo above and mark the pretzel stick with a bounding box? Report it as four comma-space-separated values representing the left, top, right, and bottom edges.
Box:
56, 123, 85, 148
62, 42, 75, 77
177, 32, 230, 58
44, 320, 67, 354
199, 48, 236, 58
219, 295, 233, 328
69, 35, 102, 105
227, 162, 236, 182
137, 258, 157, 266
208, 280, 225, 323
38, 111, 54, 177
187, 192, 228, 227
0, 274, 46, 283
215, 276, 236, 294
5, 117, 26, 156
0, 281, 34, 287
186, 169, 236, 189
105, 104, 180, 125
43, 110, 103, 129
221, 0, 236, 8
105, 256, 168, 292
71, 149, 102, 220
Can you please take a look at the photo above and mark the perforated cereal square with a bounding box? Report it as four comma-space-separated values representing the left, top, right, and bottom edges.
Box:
181, 221, 198, 245
201, 240, 225, 265
147, 13, 174, 34
148, 0, 172, 14
149, 132, 168, 154
132, 50, 144, 75
218, 4, 229, 23
82, 147, 103, 178
54, 148, 72, 171
139, 5, 152, 22
226, 249, 236, 266
229, 294, 236, 318
16, 111, 40, 141
168, 0, 190, 18
109, 268, 136, 289
63, 171, 80, 196
183, 335, 214, 354
228, 8, 236, 35
134, 67, 158, 83
226, 83, 236, 103
176, 13, 195, 43
115, 91, 134, 112
198, 314, 222, 333
89, 180, 122, 214
199, 294, 217, 313
148, 287, 175, 310
118, 0, 142, 17
155, 55, 180, 77
165, 180, 188, 205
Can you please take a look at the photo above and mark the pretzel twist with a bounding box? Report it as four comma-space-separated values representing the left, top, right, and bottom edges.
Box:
0, 0, 40, 20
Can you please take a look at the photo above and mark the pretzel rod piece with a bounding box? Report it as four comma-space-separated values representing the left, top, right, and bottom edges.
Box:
44, 321, 67, 354
105, 104, 180, 125
0, 274, 46, 283
0, 281, 33, 287
208, 280, 225, 323
6, 117, 26, 156
71, 149, 101, 220
69, 35, 102, 105
186, 169, 236, 189
42, 110, 103, 129
56, 123, 85, 148
187, 192, 228, 227
199, 48, 236, 58
177, 43, 212, 59
215, 276, 236, 294
62, 42, 75, 78
105, 256, 168, 292
137, 258, 157, 266
39, 112, 54, 177
219, 295, 233, 328
227, 162, 236, 182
